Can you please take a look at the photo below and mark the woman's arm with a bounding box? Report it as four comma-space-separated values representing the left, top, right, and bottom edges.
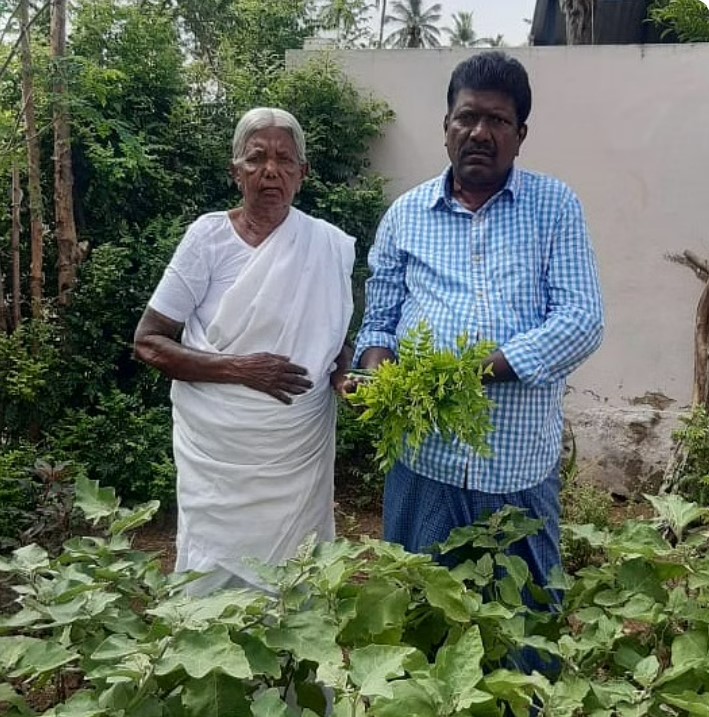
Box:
133, 307, 313, 404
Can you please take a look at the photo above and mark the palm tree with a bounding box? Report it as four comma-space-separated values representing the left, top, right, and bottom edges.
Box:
318, 0, 369, 44
445, 10, 477, 47
384, 0, 443, 48
374, 0, 387, 47
476, 33, 506, 47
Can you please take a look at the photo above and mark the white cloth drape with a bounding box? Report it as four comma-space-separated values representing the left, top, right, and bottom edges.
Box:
171, 208, 355, 589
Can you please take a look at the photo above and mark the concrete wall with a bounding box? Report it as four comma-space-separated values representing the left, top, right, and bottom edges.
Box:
289, 45, 709, 492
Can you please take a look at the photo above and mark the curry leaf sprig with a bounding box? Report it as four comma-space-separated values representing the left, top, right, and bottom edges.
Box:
347, 322, 497, 474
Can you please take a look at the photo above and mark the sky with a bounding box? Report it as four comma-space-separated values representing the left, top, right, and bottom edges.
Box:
422, 0, 538, 47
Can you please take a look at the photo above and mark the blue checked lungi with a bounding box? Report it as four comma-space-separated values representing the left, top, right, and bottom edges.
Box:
383, 460, 561, 589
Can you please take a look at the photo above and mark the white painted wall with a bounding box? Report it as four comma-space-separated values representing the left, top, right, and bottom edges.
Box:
289, 45, 709, 491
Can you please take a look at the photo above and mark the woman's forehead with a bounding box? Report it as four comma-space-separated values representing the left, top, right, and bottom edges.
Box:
245, 126, 296, 149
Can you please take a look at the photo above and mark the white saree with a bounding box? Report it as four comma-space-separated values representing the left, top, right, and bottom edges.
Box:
171, 208, 355, 590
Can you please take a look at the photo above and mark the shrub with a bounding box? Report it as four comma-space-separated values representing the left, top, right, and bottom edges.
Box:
47, 389, 175, 507
560, 430, 613, 572
667, 405, 709, 505
335, 401, 382, 506
0, 445, 41, 551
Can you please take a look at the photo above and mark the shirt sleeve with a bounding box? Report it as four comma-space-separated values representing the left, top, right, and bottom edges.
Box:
500, 191, 604, 386
353, 208, 407, 365
148, 219, 212, 323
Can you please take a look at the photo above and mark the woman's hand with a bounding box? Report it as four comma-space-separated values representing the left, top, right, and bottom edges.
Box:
232, 353, 312, 404
134, 308, 311, 404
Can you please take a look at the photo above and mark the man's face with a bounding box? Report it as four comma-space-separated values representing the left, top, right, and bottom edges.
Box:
445, 89, 527, 193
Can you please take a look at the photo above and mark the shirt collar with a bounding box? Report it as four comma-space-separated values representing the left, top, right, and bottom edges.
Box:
429, 165, 521, 211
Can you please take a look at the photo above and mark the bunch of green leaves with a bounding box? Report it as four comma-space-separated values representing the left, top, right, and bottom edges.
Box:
347, 322, 496, 473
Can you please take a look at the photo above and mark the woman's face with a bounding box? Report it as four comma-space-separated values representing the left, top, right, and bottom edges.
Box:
233, 127, 307, 211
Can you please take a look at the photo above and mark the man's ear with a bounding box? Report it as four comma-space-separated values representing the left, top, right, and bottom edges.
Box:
518, 124, 528, 146
300, 162, 310, 182
443, 114, 449, 145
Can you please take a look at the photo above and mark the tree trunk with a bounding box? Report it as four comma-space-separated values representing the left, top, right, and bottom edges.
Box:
12, 163, 22, 330
19, 0, 45, 318
560, 0, 596, 45
51, 0, 79, 306
692, 279, 709, 408
0, 254, 7, 333
378, 0, 386, 47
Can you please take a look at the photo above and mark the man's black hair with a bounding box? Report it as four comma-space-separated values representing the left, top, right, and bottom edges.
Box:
447, 51, 532, 127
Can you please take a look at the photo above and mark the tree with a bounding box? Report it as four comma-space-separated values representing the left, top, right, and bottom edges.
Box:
51, 0, 80, 306
384, 0, 442, 48
559, 0, 597, 45
317, 0, 370, 46
648, 0, 709, 41
445, 10, 477, 47
18, 0, 45, 318
375, 0, 387, 47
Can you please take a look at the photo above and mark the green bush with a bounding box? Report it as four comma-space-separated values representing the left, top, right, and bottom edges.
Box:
668, 405, 709, 504
335, 401, 382, 505
47, 390, 175, 507
560, 431, 613, 572
0, 445, 41, 551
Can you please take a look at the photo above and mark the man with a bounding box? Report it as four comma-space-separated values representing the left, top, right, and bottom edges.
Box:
353, 52, 604, 590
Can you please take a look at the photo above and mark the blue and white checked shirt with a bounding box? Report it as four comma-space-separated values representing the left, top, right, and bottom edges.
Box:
354, 166, 604, 493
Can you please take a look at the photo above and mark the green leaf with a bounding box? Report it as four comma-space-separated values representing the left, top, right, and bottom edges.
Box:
370, 678, 441, 717
91, 634, 141, 662
420, 567, 474, 622
233, 632, 281, 678
251, 688, 299, 717
644, 493, 708, 540
545, 676, 591, 717
155, 625, 252, 680
10, 640, 79, 679
110, 501, 161, 535
0, 683, 31, 715
11, 544, 50, 572
74, 474, 120, 524
672, 631, 709, 665
632, 655, 660, 687
266, 611, 343, 668
432, 626, 485, 709
496, 554, 530, 589
661, 691, 709, 715
617, 559, 666, 602
590, 680, 639, 709
182, 673, 251, 717
340, 579, 409, 640
349, 644, 423, 698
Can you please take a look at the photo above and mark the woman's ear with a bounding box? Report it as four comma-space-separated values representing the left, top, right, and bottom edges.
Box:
230, 161, 242, 190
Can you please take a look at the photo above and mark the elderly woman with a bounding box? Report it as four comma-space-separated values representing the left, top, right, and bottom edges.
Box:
134, 108, 355, 594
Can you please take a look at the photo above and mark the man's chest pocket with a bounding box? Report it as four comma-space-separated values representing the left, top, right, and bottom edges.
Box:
487, 239, 546, 323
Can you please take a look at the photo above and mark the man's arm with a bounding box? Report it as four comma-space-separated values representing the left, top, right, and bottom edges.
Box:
353, 211, 407, 369
499, 191, 604, 386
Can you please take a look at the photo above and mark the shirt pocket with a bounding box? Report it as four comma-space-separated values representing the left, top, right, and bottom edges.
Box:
486, 236, 545, 333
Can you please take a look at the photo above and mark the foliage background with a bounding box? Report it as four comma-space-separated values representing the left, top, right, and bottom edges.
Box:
0, 0, 393, 546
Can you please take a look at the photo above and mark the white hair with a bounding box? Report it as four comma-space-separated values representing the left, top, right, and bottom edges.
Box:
231, 107, 307, 165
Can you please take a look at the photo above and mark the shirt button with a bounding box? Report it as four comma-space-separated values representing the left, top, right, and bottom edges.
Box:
472, 255, 482, 263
